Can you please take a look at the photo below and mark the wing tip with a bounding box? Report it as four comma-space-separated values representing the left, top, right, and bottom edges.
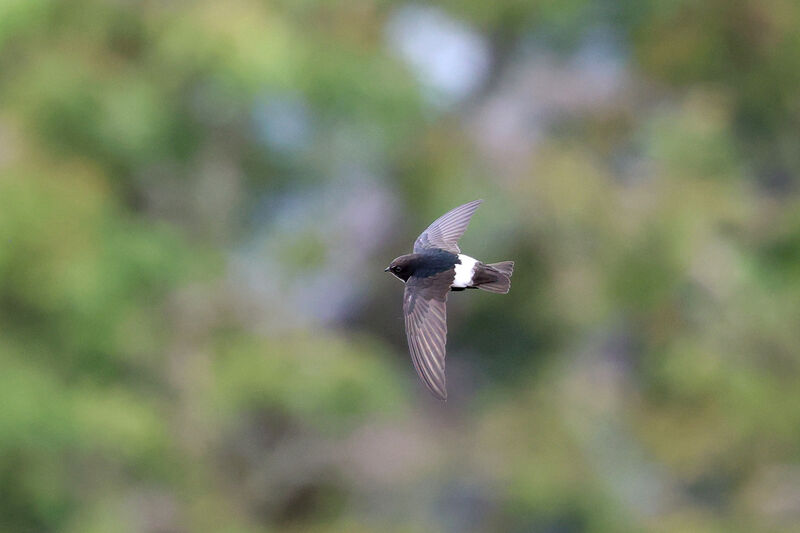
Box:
463, 198, 483, 214
428, 387, 447, 401
458, 199, 483, 210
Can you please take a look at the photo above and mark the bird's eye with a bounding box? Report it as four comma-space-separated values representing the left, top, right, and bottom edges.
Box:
393, 266, 401, 273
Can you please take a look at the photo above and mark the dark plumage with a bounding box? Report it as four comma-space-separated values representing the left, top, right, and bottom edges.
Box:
386, 200, 514, 400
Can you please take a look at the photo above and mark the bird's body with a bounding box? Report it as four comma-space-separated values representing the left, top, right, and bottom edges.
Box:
385, 200, 514, 400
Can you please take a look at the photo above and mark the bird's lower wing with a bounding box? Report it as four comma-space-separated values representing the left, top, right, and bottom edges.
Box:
403, 270, 454, 400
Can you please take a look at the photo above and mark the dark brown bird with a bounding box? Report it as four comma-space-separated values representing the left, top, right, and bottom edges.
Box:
385, 199, 514, 400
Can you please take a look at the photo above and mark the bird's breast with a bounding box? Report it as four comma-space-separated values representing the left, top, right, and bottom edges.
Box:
453, 254, 478, 288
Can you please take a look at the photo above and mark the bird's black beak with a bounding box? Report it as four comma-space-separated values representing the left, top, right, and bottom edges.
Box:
384, 266, 390, 272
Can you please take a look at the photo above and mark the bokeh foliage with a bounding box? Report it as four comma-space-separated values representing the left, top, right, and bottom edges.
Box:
2, 1, 800, 532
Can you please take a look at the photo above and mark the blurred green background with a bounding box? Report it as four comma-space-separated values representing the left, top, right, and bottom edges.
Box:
2, 1, 800, 532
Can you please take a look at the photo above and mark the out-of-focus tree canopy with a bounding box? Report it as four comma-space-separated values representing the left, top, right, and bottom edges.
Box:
2, 1, 800, 532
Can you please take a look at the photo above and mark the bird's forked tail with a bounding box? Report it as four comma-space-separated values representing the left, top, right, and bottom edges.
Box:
475, 261, 514, 294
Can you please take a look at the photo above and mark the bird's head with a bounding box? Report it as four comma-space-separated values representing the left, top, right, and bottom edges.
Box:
385, 255, 415, 282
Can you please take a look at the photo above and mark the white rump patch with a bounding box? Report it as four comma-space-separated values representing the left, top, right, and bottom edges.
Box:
453, 254, 478, 288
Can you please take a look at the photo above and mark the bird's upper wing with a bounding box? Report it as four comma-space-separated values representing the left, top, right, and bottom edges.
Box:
413, 199, 482, 254
403, 269, 455, 400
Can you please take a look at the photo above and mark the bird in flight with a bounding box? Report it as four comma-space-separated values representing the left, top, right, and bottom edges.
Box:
385, 199, 514, 400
